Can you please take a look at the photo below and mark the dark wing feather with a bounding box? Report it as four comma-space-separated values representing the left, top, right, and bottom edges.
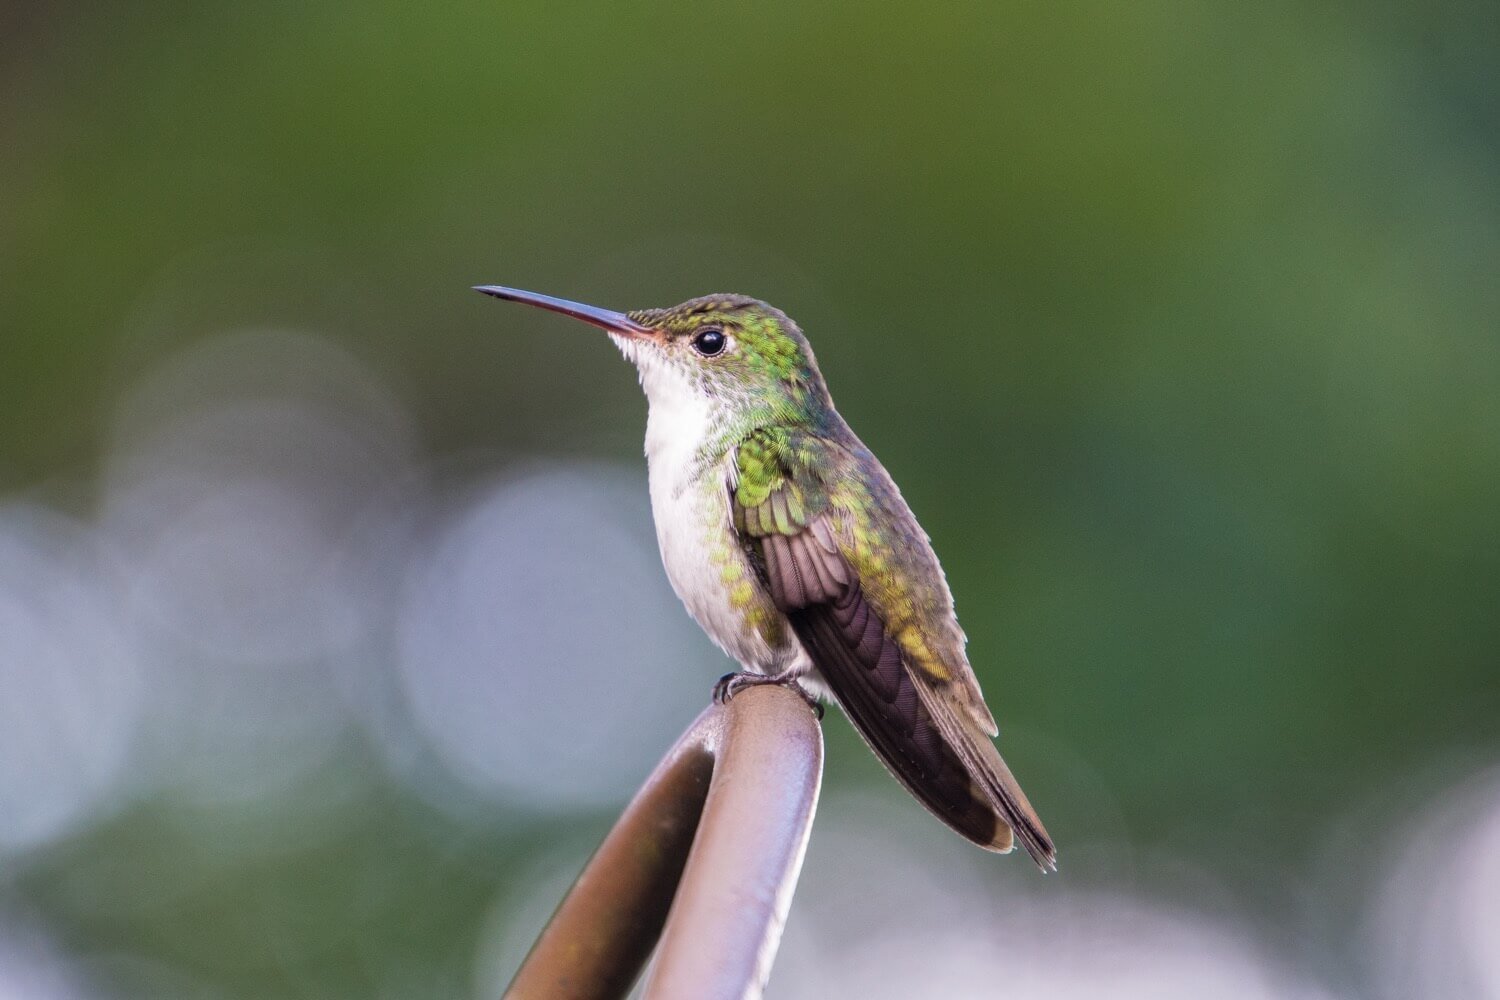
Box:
732, 435, 1055, 868
798, 582, 1015, 851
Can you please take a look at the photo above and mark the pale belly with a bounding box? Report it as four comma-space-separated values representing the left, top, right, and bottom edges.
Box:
646, 461, 797, 673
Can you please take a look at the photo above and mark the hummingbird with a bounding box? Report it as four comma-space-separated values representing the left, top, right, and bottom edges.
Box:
474, 285, 1056, 870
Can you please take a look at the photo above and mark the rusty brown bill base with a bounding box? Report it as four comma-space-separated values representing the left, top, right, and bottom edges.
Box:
504, 684, 824, 1000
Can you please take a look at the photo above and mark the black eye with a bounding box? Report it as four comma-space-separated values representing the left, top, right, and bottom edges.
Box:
691, 328, 727, 356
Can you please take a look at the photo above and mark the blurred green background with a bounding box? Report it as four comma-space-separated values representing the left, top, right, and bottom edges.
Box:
2, 2, 1498, 998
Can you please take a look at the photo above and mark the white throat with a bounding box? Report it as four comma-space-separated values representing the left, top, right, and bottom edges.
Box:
613, 335, 717, 487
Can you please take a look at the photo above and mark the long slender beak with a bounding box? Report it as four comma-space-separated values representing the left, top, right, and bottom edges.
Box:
473, 285, 655, 337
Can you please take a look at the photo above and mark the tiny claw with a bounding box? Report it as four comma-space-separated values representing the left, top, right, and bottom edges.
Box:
710, 670, 824, 720
712, 671, 741, 705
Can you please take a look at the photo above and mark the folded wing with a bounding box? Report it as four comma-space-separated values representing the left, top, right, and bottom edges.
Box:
731, 430, 1056, 869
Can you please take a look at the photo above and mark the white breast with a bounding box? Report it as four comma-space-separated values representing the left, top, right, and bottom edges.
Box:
628, 347, 787, 671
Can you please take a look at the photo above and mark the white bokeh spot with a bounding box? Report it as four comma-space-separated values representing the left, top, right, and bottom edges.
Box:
0, 506, 141, 854
396, 460, 712, 815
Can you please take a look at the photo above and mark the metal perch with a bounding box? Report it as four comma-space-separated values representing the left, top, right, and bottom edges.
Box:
504, 684, 824, 1000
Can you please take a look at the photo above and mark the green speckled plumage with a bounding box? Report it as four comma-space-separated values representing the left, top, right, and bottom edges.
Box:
628, 295, 977, 683
732, 426, 969, 690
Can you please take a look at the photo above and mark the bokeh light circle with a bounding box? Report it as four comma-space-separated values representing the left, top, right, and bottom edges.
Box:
396, 460, 712, 815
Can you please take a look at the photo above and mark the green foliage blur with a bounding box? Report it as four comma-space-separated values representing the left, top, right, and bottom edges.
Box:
2, 1, 1497, 997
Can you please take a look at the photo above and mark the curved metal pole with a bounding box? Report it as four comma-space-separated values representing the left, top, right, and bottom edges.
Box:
642, 685, 823, 999
504, 685, 823, 1000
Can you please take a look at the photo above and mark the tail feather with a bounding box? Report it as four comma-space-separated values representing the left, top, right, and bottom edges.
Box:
791, 599, 1056, 870
917, 685, 1056, 870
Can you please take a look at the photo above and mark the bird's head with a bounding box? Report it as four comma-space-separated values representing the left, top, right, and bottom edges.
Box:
475, 286, 832, 428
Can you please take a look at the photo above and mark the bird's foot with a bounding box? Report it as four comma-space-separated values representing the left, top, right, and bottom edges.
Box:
712, 670, 825, 720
